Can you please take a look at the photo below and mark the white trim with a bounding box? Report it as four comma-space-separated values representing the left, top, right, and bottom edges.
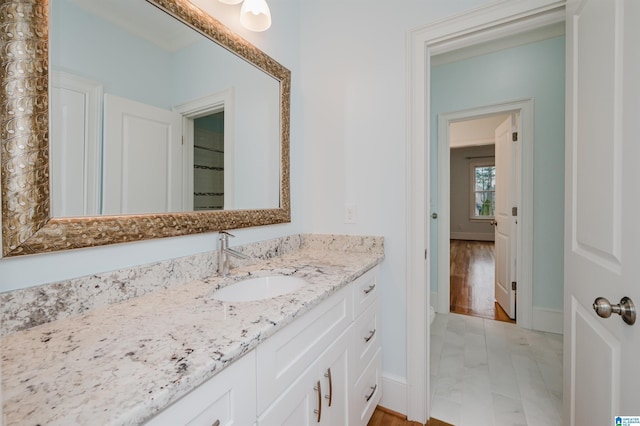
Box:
431, 21, 566, 67
173, 89, 235, 210
406, 1, 565, 422
450, 232, 495, 241
406, 21, 430, 424
532, 306, 564, 334
50, 71, 103, 216
451, 136, 496, 147
379, 373, 408, 416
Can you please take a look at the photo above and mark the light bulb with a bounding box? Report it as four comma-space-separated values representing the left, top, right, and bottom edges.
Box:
240, 0, 271, 32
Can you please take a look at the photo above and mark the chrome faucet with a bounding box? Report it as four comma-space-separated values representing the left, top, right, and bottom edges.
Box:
217, 231, 249, 276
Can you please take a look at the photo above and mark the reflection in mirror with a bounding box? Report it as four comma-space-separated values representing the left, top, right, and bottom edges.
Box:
50, 0, 280, 216
1, 0, 290, 257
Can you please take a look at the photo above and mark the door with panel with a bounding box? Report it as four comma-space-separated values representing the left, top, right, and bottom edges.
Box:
494, 115, 517, 319
102, 93, 183, 215
564, 0, 640, 424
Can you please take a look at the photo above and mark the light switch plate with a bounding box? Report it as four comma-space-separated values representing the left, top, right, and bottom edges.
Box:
344, 203, 357, 224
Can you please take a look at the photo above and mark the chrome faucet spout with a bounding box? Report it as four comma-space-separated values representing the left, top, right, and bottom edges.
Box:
224, 247, 250, 259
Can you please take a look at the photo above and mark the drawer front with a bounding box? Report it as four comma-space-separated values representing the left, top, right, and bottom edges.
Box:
350, 348, 382, 426
353, 267, 379, 319
351, 298, 380, 383
257, 286, 352, 414
145, 350, 256, 426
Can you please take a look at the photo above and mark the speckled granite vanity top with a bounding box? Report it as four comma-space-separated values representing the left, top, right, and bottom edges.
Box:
0, 235, 383, 425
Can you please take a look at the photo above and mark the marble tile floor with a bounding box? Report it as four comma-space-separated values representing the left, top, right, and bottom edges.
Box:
430, 313, 563, 426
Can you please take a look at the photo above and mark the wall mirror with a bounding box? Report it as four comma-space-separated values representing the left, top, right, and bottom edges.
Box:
0, 0, 291, 257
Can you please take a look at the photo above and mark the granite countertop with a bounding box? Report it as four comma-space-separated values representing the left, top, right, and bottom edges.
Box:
1, 245, 383, 425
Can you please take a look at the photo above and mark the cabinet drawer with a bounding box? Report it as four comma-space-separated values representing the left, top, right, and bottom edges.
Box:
352, 267, 379, 319
350, 348, 382, 426
145, 350, 256, 426
256, 285, 352, 414
351, 298, 380, 383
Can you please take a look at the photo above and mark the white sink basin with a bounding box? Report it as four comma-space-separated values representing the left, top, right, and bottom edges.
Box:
213, 276, 308, 302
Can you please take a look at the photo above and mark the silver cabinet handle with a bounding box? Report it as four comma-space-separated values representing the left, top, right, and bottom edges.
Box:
363, 284, 376, 294
593, 297, 636, 325
365, 384, 377, 402
313, 380, 322, 422
324, 368, 333, 407
212, 420, 220, 426
364, 329, 376, 343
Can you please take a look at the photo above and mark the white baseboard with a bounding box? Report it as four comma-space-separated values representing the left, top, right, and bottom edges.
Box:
431, 291, 443, 313
450, 232, 495, 241
379, 373, 407, 415
532, 306, 563, 334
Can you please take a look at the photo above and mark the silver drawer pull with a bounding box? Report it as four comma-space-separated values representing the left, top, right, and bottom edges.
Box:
365, 384, 378, 402
364, 329, 376, 343
313, 380, 322, 422
363, 283, 376, 294
324, 368, 333, 407
212, 421, 220, 426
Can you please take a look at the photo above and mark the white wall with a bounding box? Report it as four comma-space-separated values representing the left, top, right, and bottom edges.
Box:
450, 145, 496, 241
298, 0, 493, 379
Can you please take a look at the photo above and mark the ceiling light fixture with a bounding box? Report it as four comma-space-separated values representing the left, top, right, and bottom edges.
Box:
218, 0, 272, 32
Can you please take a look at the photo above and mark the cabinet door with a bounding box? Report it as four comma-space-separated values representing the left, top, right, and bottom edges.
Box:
257, 285, 352, 414
257, 361, 318, 425
258, 329, 350, 426
317, 329, 349, 425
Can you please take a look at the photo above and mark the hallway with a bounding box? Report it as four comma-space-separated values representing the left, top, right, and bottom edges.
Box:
430, 313, 563, 426
449, 240, 514, 323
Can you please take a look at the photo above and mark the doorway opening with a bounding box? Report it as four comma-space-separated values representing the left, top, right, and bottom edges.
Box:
193, 111, 225, 211
448, 114, 517, 324
436, 102, 533, 328
406, 3, 565, 421
173, 88, 235, 211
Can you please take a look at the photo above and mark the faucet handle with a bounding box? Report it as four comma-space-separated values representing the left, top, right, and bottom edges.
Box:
219, 230, 235, 239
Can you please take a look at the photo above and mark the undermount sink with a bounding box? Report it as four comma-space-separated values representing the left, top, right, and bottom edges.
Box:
212, 276, 308, 302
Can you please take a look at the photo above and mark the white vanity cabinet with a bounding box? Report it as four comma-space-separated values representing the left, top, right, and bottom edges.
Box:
256, 281, 353, 425
145, 266, 381, 426
257, 266, 381, 426
144, 349, 256, 426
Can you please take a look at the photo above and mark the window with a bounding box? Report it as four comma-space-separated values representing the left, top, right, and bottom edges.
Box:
470, 161, 495, 219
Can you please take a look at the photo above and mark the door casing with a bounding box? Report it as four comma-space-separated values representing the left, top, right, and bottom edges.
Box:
406, 0, 566, 422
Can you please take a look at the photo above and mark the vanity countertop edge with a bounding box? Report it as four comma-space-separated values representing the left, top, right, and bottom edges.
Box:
0, 244, 384, 425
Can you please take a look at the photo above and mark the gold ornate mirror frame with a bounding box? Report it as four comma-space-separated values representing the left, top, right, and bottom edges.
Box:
0, 0, 291, 257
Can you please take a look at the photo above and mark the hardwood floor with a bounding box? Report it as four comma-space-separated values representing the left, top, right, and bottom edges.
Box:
449, 239, 515, 324
368, 406, 454, 426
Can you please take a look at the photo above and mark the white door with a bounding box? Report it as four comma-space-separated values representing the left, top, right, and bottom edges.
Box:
103, 94, 183, 215
564, 0, 640, 424
50, 72, 102, 217
494, 115, 517, 319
